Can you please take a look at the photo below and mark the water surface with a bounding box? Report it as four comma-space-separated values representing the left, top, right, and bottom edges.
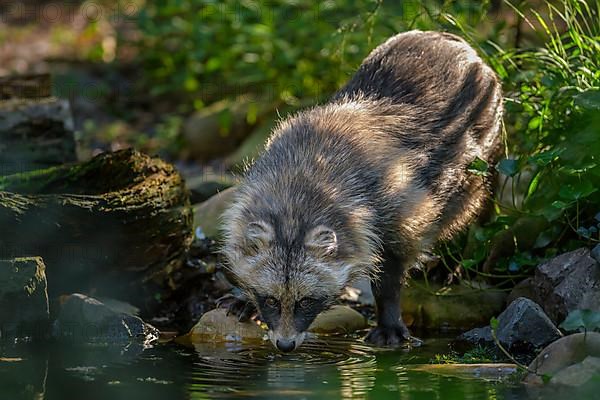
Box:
1, 335, 596, 399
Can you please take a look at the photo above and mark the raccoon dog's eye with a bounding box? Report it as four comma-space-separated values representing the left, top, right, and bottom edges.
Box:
298, 298, 312, 308
265, 297, 278, 307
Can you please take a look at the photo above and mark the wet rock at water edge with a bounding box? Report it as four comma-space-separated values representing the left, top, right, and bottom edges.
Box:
308, 305, 368, 334
524, 332, 600, 386
185, 308, 266, 343
0, 257, 49, 339
53, 293, 159, 345
458, 297, 562, 353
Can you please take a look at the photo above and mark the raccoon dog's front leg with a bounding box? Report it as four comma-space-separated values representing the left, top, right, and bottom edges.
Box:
365, 249, 421, 347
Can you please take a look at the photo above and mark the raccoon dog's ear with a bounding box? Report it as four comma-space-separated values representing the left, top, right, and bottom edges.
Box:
305, 225, 337, 257
244, 221, 273, 254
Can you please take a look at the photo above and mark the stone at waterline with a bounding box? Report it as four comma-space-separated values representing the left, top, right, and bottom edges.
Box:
184, 305, 368, 343
458, 297, 562, 352
193, 186, 237, 239
53, 293, 159, 345
308, 306, 368, 334
524, 332, 600, 385
184, 308, 266, 343
0, 257, 49, 339
549, 356, 600, 386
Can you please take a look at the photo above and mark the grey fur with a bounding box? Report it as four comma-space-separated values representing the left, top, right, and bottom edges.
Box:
221, 30, 503, 349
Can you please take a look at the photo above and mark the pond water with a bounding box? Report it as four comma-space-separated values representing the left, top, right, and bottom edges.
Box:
1, 335, 596, 400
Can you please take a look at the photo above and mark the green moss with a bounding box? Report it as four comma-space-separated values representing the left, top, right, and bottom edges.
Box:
431, 345, 499, 364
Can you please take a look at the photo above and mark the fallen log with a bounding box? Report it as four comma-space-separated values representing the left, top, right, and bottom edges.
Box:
0, 149, 193, 308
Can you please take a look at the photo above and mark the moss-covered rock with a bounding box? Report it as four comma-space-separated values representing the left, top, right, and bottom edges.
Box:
0, 257, 49, 339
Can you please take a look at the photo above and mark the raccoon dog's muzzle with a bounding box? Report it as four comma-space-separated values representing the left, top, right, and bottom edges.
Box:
268, 329, 306, 353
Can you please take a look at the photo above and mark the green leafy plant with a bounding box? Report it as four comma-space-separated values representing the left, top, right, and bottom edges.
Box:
560, 309, 600, 333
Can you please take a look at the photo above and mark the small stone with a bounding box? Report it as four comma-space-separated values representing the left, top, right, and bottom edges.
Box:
525, 332, 600, 385
308, 305, 368, 334
458, 297, 561, 353
457, 326, 493, 345
53, 293, 159, 345
187, 308, 265, 342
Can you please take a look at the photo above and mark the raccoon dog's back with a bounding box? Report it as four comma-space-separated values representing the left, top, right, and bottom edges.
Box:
224, 30, 502, 283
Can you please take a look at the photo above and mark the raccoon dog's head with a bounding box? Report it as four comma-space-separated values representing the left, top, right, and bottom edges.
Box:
223, 208, 375, 352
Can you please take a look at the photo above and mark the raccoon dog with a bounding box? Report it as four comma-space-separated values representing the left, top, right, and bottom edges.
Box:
221, 30, 503, 352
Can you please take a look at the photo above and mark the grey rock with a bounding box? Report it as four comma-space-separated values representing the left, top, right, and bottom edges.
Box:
0, 257, 49, 339
53, 293, 158, 345
495, 297, 562, 350
458, 297, 561, 352
591, 244, 600, 264
550, 356, 600, 386
457, 326, 493, 345
525, 332, 600, 385
533, 248, 600, 324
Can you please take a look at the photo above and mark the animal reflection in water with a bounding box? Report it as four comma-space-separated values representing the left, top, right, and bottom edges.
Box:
189, 337, 378, 398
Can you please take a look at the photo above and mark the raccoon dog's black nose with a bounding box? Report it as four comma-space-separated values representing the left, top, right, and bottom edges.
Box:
276, 339, 295, 352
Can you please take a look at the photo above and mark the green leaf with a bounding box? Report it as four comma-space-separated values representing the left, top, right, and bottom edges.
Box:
559, 309, 600, 332
490, 317, 499, 331
468, 157, 489, 176
527, 116, 541, 130
497, 158, 519, 177
558, 181, 597, 201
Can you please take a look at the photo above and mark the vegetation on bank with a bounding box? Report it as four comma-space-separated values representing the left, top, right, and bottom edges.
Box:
131, 0, 599, 284
1, 1, 597, 285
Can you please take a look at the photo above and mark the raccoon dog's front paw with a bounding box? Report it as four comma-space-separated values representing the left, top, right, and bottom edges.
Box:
365, 325, 423, 347
216, 294, 257, 322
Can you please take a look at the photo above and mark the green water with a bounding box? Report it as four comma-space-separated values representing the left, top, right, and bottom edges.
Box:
1, 336, 596, 399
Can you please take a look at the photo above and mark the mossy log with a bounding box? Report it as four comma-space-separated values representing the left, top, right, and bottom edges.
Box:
0, 149, 193, 306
